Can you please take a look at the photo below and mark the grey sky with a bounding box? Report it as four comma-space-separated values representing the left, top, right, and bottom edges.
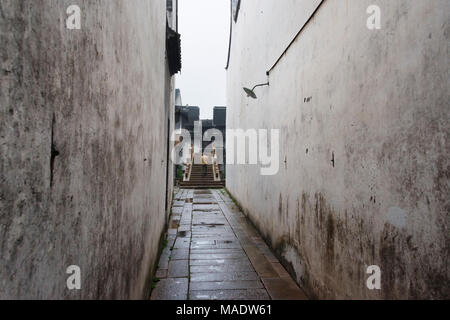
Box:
176, 0, 230, 119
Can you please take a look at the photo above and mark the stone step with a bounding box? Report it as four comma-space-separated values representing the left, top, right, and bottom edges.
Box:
188, 173, 214, 175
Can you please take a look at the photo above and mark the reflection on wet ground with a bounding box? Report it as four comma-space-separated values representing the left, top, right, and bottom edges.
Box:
151, 189, 308, 300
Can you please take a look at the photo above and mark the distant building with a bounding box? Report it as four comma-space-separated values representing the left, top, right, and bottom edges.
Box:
174, 99, 226, 175
202, 107, 226, 167
175, 105, 200, 138
175, 89, 182, 106
213, 106, 226, 129
175, 100, 226, 154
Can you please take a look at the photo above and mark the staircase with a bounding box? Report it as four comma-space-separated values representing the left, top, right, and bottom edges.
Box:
180, 164, 225, 189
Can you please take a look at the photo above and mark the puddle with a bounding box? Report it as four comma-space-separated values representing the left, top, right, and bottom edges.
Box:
177, 231, 188, 237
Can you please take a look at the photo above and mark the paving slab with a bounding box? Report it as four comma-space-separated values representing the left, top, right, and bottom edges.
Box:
155, 268, 167, 279
191, 233, 234, 238
171, 248, 190, 260
182, 206, 193, 215
272, 262, 291, 278
190, 248, 245, 254
190, 289, 270, 300
262, 278, 308, 300
151, 278, 188, 300
243, 245, 279, 278
193, 218, 227, 223
193, 204, 221, 211
178, 225, 191, 232
192, 224, 229, 229
191, 241, 242, 249
193, 198, 217, 204
190, 259, 252, 267
167, 235, 176, 248
173, 200, 185, 207
158, 248, 171, 269
151, 188, 308, 300
193, 193, 215, 197
202, 221, 230, 227
191, 264, 254, 273
191, 234, 233, 238
174, 238, 191, 249
190, 271, 260, 282
172, 207, 184, 215
194, 190, 212, 195
170, 219, 180, 229
180, 219, 192, 226
167, 228, 178, 235
190, 280, 264, 291
168, 260, 189, 278
190, 252, 247, 260
191, 240, 216, 245
177, 230, 191, 238
254, 241, 279, 262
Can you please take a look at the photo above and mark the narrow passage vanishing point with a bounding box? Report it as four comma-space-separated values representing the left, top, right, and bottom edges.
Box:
151, 189, 307, 300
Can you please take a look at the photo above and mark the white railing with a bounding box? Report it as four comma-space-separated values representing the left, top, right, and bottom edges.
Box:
212, 145, 221, 182
183, 144, 194, 182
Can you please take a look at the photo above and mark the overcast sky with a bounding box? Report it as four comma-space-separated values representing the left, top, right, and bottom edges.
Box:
176, 0, 230, 119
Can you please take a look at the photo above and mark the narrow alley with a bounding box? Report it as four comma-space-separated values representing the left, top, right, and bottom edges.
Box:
1, 0, 448, 304
151, 188, 307, 300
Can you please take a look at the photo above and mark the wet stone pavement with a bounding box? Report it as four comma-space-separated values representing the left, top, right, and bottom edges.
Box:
150, 189, 308, 300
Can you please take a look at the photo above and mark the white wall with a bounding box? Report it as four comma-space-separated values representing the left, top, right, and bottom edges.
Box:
227, 0, 449, 299
0, 0, 172, 299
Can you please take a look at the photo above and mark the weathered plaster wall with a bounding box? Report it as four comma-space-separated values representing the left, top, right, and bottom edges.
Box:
226, 0, 449, 299
0, 0, 172, 299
